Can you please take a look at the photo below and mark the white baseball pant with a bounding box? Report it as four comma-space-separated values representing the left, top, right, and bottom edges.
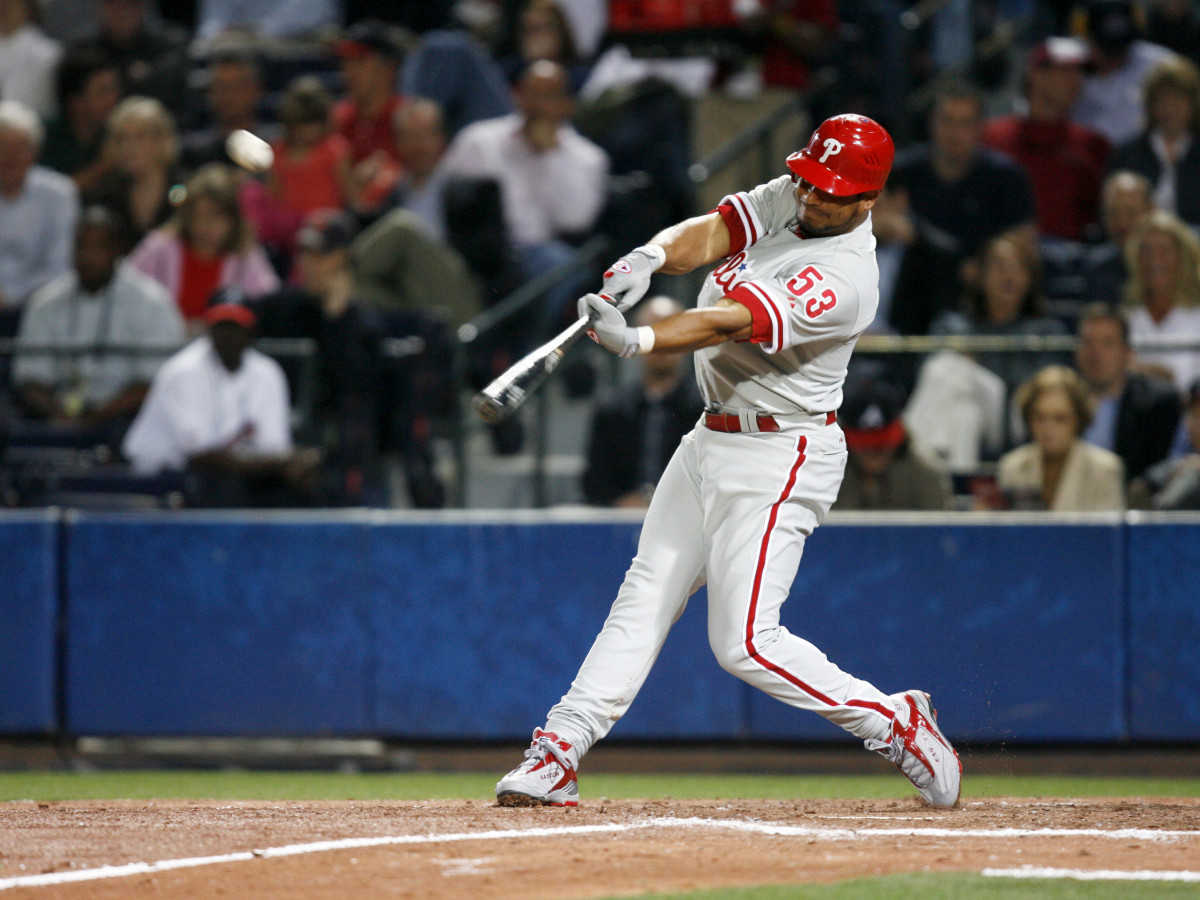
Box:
546, 417, 897, 757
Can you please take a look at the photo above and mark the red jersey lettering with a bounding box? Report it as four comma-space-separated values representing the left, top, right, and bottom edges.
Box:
712, 251, 747, 293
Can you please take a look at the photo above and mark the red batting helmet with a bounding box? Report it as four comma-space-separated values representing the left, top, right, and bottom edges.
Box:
786, 114, 894, 196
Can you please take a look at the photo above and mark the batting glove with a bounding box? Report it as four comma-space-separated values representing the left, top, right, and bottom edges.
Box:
601, 244, 666, 312
579, 293, 654, 358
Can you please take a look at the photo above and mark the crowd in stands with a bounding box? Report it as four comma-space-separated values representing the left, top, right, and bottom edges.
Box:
1, 0, 1200, 512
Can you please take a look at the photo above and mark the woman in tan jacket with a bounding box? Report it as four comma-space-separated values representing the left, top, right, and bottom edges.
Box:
997, 366, 1126, 511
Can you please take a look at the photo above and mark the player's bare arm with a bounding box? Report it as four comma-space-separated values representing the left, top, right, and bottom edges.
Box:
646, 212, 732, 275
643, 298, 752, 351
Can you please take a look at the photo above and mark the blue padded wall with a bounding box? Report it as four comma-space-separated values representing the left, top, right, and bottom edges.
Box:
0, 511, 60, 733
62, 514, 742, 739
65, 515, 376, 735
54, 513, 1193, 743
746, 522, 1127, 742
365, 522, 741, 739
1126, 520, 1200, 740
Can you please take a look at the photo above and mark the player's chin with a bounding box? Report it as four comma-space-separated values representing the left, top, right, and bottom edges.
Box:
798, 218, 839, 238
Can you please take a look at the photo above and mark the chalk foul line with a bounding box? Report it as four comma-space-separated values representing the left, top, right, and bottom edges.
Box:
1, 815, 1197, 891
984, 866, 1200, 883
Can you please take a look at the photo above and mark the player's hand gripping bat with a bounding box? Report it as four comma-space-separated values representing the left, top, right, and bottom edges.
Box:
471, 315, 591, 423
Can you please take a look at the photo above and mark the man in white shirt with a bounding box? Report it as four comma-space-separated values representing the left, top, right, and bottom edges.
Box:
123, 303, 322, 506
14, 205, 183, 426
0, 100, 79, 311
0, 0, 62, 118
440, 59, 609, 322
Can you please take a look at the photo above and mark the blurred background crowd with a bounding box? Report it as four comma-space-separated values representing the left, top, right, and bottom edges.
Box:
1, 0, 1199, 513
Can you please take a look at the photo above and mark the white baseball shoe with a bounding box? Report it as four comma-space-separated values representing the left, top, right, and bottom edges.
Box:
495, 728, 580, 807
865, 690, 962, 807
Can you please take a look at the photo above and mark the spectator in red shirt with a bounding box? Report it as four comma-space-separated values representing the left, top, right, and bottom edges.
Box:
333, 19, 415, 218
982, 37, 1111, 241
333, 19, 410, 175
128, 163, 279, 327
247, 76, 353, 257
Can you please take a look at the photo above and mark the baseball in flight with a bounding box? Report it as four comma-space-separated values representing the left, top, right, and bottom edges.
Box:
225, 129, 274, 172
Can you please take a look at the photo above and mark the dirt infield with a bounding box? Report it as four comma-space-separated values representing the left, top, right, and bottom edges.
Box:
1, 797, 1198, 899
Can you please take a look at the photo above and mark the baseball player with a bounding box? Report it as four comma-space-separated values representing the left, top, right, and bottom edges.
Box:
496, 115, 962, 808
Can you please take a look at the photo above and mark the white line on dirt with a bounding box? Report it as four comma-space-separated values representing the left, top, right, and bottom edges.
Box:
1, 816, 1197, 891
984, 866, 1200, 882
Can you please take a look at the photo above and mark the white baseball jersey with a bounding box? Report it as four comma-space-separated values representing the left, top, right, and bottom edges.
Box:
695, 174, 879, 416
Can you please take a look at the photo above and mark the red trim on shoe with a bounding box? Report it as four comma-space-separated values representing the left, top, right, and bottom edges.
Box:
742, 436, 895, 722
896, 694, 960, 782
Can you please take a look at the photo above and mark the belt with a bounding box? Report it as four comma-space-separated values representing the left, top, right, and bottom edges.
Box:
704, 409, 836, 433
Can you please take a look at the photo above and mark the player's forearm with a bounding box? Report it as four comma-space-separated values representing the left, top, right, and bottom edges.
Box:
646, 301, 753, 353
650, 213, 732, 275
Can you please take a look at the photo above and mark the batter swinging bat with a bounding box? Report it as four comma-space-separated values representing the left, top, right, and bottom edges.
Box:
472, 315, 591, 423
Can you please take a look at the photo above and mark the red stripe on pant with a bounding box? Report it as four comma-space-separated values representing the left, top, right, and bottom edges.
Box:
743, 435, 894, 723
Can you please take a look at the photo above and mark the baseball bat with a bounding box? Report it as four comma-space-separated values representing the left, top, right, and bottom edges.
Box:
472, 315, 591, 423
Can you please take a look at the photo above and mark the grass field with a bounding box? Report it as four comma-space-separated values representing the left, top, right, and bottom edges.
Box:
1, 770, 1199, 802
595, 875, 1200, 900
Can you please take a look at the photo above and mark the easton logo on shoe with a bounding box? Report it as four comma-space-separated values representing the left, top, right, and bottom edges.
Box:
915, 730, 943, 766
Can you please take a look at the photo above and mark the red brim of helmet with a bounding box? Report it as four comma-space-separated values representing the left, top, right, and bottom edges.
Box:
787, 153, 882, 197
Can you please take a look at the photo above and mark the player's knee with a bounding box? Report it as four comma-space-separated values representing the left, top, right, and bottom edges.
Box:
709, 635, 753, 676
710, 625, 784, 676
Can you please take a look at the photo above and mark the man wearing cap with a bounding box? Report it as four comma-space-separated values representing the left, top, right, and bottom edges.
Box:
122, 298, 321, 506
982, 37, 1110, 241
256, 208, 448, 508
334, 18, 410, 169
494, 114, 962, 811
832, 379, 952, 511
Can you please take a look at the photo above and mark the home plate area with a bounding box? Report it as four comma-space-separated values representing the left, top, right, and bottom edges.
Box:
1, 798, 1198, 898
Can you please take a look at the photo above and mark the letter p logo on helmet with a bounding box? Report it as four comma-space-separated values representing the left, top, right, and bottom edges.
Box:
819, 138, 844, 164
